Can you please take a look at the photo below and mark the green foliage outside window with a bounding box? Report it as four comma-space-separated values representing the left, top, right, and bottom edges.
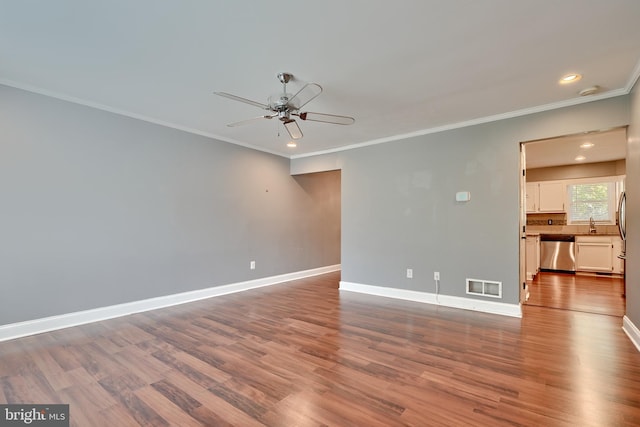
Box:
568, 182, 612, 222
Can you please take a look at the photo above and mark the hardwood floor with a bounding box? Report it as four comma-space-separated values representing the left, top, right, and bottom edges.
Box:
1, 271, 640, 426
525, 271, 626, 316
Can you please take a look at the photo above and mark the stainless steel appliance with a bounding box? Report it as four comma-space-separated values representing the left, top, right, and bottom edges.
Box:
618, 191, 627, 296
540, 234, 576, 272
618, 191, 626, 259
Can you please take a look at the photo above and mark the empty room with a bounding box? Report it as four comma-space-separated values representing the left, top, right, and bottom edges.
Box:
1, 2, 640, 426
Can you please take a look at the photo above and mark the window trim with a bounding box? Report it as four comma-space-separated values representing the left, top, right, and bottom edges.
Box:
566, 175, 625, 225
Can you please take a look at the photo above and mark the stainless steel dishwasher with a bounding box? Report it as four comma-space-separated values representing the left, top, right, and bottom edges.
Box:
540, 234, 576, 272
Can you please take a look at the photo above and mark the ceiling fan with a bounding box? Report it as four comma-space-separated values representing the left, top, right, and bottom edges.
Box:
214, 72, 355, 140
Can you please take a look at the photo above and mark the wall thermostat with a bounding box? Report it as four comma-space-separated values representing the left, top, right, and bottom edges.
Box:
455, 191, 471, 202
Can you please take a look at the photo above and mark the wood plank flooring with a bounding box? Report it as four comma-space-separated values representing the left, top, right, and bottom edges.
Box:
2, 271, 640, 426
525, 271, 626, 316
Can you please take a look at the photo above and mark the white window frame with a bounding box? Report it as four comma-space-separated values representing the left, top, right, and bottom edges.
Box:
566, 175, 625, 225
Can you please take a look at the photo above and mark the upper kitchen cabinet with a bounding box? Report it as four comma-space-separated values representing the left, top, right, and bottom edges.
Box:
526, 181, 566, 213
538, 182, 566, 212
525, 182, 539, 213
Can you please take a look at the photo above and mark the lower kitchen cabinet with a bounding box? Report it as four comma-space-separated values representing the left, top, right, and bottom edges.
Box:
525, 235, 540, 280
575, 236, 624, 274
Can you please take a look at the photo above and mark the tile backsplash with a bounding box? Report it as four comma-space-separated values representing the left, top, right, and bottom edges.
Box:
526, 212, 620, 235
526, 213, 566, 226
527, 224, 620, 235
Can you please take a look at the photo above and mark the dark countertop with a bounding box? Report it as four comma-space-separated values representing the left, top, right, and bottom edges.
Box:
543, 232, 619, 236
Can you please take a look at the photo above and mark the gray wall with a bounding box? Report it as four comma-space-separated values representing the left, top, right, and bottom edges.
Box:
0, 85, 340, 325
293, 96, 630, 305
626, 83, 640, 327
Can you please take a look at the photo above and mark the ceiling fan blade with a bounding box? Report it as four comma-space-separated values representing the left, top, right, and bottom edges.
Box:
296, 111, 355, 125
214, 92, 268, 110
283, 119, 303, 139
227, 114, 275, 127
287, 83, 322, 110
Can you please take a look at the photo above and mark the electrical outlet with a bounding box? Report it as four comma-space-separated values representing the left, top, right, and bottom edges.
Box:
406, 268, 413, 279
434, 271, 440, 280
250, 261, 256, 270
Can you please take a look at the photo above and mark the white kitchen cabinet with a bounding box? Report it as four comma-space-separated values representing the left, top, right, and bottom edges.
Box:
526, 181, 565, 213
525, 182, 539, 213
525, 235, 540, 280
612, 237, 625, 274
575, 236, 614, 273
538, 182, 566, 212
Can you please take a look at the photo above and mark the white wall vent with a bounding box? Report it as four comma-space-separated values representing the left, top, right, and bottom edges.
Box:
466, 278, 502, 299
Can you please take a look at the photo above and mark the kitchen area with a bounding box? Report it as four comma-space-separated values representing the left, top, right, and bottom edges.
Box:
523, 127, 627, 315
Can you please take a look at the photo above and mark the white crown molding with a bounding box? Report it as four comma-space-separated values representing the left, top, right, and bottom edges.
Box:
0, 264, 341, 342
623, 315, 640, 353
339, 281, 522, 318
625, 57, 640, 93
292, 88, 629, 160
0, 79, 288, 159
3, 71, 636, 163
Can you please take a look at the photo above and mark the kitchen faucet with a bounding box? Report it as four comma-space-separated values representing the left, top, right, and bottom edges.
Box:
589, 216, 597, 234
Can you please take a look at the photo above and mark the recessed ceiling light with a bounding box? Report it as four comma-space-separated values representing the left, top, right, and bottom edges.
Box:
286, 141, 297, 148
560, 73, 582, 84
579, 85, 600, 96
580, 142, 594, 149
575, 155, 586, 161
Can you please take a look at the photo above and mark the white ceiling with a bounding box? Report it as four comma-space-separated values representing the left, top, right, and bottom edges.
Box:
525, 127, 627, 169
1, 1, 640, 159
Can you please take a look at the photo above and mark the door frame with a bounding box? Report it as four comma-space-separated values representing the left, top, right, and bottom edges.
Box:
519, 142, 528, 303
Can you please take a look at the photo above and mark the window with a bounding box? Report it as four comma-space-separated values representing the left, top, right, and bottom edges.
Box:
567, 180, 617, 224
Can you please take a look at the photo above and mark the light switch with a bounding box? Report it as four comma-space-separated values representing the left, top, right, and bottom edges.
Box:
456, 191, 471, 202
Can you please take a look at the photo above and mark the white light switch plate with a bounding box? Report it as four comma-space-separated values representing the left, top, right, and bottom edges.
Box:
456, 191, 471, 202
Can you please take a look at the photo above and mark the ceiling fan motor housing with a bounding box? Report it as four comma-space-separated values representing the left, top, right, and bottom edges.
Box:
269, 93, 293, 112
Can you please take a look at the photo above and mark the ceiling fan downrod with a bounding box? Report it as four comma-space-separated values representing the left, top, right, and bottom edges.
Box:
275, 72, 293, 110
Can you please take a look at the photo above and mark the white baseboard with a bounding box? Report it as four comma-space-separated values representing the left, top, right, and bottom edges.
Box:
623, 315, 640, 352
0, 264, 341, 342
339, 281, 522, 318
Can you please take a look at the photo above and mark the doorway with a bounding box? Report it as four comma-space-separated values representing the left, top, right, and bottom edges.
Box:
526, 271, 625, 316
292, 169, 341, 272
520, 128, 627, 316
